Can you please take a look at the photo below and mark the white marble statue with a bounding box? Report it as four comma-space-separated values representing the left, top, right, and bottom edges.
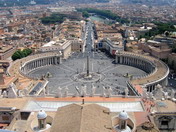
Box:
18, 90, 23, 97
90, 83, 96, 97
23, 89, 28, 96
153, 85, 164, 100
163, 92, 169, 99
56, 87, 62, 98
108, 86, 112, 97
104, 87, 108, 97
7, 83, 17, 98
2, 90, 7, 98
148, 92, 154, 100
80, 85, 87, 97
124, 87, 129, 97
64, 87, 68, 97
105, 86, 112, 98
101, 86, 105, 97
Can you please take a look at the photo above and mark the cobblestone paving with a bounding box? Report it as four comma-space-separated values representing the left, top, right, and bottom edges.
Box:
29, 51, 147, 95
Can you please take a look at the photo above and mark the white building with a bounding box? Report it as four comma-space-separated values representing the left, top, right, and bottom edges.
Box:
95, 38, 124, 55
39, 39, 71, 59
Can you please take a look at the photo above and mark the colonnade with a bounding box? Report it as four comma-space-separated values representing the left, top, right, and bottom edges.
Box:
145, 78, 168, 92
20, 56, 61, 75
115, 52, 169, 93
115, 54, 155, 74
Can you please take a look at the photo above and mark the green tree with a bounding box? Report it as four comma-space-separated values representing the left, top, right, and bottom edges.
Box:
23, 48, 32, 56
11, 48, 32, 61
82, 11, 89, 18
141, 22, 176, 39
12, 50, 21, 61
40, 13, 66, 25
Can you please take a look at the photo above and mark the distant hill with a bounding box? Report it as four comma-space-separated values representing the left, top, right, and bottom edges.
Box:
120, 0, 176, 5
56, 0, 109, 4
0, 0, 51, 7
0, 0, 109, 7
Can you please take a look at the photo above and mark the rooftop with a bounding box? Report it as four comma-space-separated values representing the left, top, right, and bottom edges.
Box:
50, 103, 112, 132
0, 45, 14, 53
0, 76, 17, 89
152, 100, 176, 113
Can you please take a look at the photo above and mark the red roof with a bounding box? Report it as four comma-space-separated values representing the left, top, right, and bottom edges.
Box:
134, 85, 143, 95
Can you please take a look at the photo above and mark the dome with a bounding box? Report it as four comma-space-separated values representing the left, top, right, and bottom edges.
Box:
37, 110, 47, 119
119, 110, 129, 120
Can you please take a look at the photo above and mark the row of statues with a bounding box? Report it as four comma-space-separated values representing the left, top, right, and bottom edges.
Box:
53, 84, 130, 98
142, 84, 176, 101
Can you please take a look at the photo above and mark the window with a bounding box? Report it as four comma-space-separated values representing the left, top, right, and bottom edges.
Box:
161, 121, 168, 126
2, 116, 9, 121
21, 112, 31, 120
120, 120, 126, 129
39, 120, 45, 129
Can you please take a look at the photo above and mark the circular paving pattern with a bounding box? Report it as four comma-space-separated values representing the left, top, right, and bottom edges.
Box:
72, 72, 104, 82
28, 51, 147, 95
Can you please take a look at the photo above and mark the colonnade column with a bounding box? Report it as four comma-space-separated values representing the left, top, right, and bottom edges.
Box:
115, 56, 118, 63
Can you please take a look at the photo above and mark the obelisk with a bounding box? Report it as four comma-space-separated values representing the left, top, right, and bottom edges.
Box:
87, 56, 89, 77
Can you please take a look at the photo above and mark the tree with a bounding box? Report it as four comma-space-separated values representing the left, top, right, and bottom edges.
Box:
82, 11, 89, 18
141, 22, 176, 39
11, 48, 32, 61
40, 13, 65, 25
12, 50, 21, 61
23, 48, 32, 56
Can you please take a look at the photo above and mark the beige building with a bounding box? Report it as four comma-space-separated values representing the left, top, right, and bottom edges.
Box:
71, 39, 85, 52
95, 38, 124, 55
151, 100, 176, 131
168, 53, 176, 72
0, 68, 17, 90
93, 21, 124, 55
39, 39, 71, 59
58, 20, 85, 40
4, 103, 136, 132
0, 45, 16, 60
138, 40, 172, 59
